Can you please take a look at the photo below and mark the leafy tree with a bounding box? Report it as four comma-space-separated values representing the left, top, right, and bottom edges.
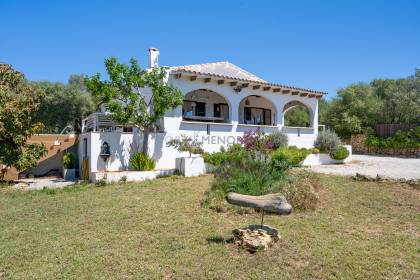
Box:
85, 57, 183, 153
323, 83, 381, 138
318, 98, 330, 125
371, 73, 420, 124
321, 70, 420, 138
32, 75, 95, 133
284, 106, 311, 127
0, 64, 47, 174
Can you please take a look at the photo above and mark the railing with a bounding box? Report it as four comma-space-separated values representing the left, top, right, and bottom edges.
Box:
282, 126, 315, 136
180, 121, 233, 135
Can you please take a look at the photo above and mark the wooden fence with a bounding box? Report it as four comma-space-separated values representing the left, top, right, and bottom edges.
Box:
374, 124, 418, 138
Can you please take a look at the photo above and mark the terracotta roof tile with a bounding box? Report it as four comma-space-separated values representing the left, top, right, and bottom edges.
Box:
170, 61, 326, 95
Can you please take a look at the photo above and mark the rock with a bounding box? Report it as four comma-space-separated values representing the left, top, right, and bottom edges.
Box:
225, 192, 292, 214
232, 225, 280, 253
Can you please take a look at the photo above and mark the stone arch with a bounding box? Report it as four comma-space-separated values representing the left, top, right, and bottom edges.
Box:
238, 95, 277, 126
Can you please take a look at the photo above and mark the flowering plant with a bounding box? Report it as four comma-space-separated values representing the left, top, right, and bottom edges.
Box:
238, 128, 273, 154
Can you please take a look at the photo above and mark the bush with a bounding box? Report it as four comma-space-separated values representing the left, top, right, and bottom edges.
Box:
95, 179, 107, 187
311, 148, 320, 154
119, 175, 127, 184
330, 145, 349, 160
203, 152, 226, 166
203, 144, 246, 167
265, 131, 288, 149
239, 129, 272, 154
130, 153, 156, 171
365, 127, 420, 149
283, 170, 320, 211
166, 135, 204, 156
271, 147, 311, 170
314, 129, 341, 152
202, 155, 287, 212
63, 152, 76, 169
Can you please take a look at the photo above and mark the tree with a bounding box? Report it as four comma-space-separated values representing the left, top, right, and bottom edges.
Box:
323, 83, 381, 138
284, 106, 311, 127
85, 57, 183, 153
32, 75, 95, 133
319, 69, 420, 138
0, 64, 47, 174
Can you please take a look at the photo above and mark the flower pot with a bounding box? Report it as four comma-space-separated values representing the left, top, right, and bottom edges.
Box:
175, 156, 205, 177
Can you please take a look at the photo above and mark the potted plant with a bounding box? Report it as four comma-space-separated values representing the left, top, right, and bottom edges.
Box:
63, 152, 76, 180
166, 135, 205, 177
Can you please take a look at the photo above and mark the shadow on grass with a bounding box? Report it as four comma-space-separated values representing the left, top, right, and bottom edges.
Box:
206, 235, 234, 244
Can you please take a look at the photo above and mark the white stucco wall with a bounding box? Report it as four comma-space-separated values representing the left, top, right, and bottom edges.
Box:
79, 75, 321, 176
165, 76, 319, 132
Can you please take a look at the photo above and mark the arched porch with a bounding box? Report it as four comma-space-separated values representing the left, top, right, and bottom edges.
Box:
238, 95, 277, 126
182, 89, 230, 123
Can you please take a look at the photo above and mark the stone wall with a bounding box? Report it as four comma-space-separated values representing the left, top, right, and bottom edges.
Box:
350, 134, 420, 158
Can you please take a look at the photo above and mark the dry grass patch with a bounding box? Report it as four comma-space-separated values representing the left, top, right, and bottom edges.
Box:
0, 175, 419, 279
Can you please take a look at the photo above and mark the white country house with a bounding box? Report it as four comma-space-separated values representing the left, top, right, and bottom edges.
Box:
78, 48, 326, 180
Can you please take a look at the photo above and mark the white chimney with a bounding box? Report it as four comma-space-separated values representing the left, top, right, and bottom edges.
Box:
148, 47, 159, 68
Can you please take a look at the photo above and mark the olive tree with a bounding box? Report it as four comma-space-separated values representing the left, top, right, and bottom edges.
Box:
85, 57, 183, 153
0, 64, 47, 176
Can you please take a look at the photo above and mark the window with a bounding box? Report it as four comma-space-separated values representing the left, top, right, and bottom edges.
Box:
195, 102, 206, 117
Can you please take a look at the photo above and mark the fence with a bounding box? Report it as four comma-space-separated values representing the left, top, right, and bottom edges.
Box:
374, 124, 418, 138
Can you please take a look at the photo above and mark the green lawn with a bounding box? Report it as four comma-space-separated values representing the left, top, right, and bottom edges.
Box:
0, 175, 419, 279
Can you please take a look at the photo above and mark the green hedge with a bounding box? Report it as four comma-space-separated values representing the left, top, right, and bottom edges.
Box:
365, 127, 420, 149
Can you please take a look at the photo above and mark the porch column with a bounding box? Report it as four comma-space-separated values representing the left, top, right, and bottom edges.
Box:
311, 100, 319, 134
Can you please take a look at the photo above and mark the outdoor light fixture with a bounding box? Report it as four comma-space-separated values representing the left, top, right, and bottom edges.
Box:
245, 98, 250, 106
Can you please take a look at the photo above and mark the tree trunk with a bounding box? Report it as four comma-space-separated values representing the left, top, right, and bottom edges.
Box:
142, 127, 150, 155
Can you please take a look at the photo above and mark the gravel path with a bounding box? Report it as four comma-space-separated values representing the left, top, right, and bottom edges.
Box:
13, 177, 75, 190
311, 155, 420, 180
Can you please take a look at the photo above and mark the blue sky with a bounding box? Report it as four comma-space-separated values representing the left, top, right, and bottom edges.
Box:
1, 0, 419, 98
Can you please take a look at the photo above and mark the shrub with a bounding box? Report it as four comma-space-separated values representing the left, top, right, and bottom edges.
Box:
311, 147, 320, 154
202, 144, 246, 167
283, 170, 320, 211
239, 129, 272, 154
119, 175, 127, 184
271, 147, 311, 170
130, 152, 156, 171
365, 126, 420, 149
63, 152, 76, 169
166, 135, 204, 156
203, 152, 226, 166
330, 145, 349, 160
314, 129, 341, 152
265, 131, 288, 149
202, 155, 287, 212
95, 179, 107, 187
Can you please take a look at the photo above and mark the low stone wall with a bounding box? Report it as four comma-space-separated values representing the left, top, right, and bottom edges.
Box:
90, 169, 175, 183
350, 134, 420, 158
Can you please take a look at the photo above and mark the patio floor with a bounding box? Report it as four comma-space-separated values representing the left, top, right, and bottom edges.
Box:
311, 154, 420, 180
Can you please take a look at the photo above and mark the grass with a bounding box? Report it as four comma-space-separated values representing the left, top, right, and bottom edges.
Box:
0, 175, 419, 279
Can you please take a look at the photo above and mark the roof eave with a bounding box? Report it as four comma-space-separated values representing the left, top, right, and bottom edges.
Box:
169, 69, 327, 96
